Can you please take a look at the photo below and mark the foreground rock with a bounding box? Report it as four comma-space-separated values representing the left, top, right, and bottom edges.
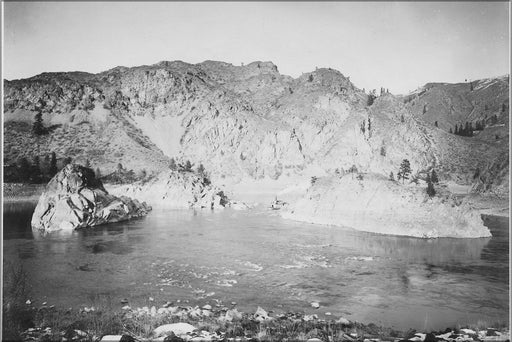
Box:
108, 170, 228, 210
31, 164, 151, 232
282, 173, 491, 238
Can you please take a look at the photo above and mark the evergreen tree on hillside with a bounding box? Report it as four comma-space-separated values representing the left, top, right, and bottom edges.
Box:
32, 110, 46, 135
449, 127, 453, 134
397, 159, 411, 184
434, 121, 438, 127
430, 169, 439, 184
184, 160, 193, 172
31, 156, 42, 183
400, 114, 405, 123
49, 152, 58, 176
197, 163, 205, 176
18, 157, 31, 182
389, 171, 394, 181
367, 90, 376, 106
426, 174, 436, 197
43, 154, 51, 178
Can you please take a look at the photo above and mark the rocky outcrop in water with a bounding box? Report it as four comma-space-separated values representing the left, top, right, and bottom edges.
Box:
31, 164, 151, 232
282, 173, 491, 238
107, 170, 229, 210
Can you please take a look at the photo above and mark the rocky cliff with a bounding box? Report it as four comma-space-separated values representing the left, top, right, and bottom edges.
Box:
3, 62, 509, 195
31, 164, 150, 232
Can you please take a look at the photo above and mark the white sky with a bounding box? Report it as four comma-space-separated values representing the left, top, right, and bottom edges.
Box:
3, 2, 510, 94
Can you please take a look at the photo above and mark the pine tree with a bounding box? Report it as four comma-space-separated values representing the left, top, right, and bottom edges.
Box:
449, 127, 453, 134
197, 163, 205, 176
431, 169, 439, 184
434, 121, 438, 127
43, 154, 51, 178
397, 159, 412, 184
426, 174, 436, 197
389, 171, 394, 181
18, 157, 31, 182
32, 110, 46, 135
31, 156, 42, 183
185, 160, 193, 171
400, 114, 405, 123
49, 152, 58, 176
454, 124, 459, 135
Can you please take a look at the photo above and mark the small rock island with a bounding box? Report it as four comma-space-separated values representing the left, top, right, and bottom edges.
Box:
31, 164, 151, 232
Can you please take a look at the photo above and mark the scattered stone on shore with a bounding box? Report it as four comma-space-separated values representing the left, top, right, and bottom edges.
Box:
18, 301, 511, 342
153, 323, 197, 337
254, 306, 271, 322
311, 301, 320, 309
336, 317, 350, 325
31, 164, 151, 232
99, 335, 124, 342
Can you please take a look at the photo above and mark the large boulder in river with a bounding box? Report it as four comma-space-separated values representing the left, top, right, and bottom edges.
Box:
31, 164, 151, 232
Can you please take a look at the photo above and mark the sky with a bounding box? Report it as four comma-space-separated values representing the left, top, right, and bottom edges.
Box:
2, 2, 510, 94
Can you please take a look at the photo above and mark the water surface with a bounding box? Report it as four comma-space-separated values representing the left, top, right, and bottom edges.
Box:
3, 201, 509, 331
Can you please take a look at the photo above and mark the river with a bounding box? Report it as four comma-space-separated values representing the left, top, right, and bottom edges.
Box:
3, 201, 509, 331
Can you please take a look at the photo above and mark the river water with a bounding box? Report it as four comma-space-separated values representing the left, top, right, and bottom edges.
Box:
3, 201, 509, 331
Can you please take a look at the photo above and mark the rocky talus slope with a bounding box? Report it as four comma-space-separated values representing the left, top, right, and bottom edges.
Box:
282, 174, 491, 238
31, 164, 150, 232
3, 62, 508, 194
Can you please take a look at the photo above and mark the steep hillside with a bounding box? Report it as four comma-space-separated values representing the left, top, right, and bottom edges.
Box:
402, 75, 509, 143
3, 62, 508, 194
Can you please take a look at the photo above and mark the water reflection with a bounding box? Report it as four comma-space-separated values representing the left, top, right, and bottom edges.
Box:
333, 231, 491, 265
